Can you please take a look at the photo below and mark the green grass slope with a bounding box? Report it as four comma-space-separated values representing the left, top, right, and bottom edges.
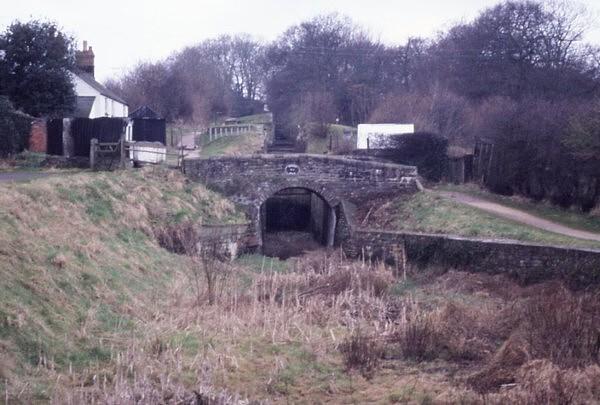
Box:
0, 167, 243, 399
306, 124, 357, 154
199, 132, 265, 157
359, 191, 600, 250
437, 183, 600, 234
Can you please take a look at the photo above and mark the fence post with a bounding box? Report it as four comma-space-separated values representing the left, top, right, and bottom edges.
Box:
120, 136, 126, 169
90, 138, 98, 170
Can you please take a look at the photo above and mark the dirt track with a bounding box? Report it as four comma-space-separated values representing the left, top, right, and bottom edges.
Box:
438, 190, 600, 243
0, 171, 59, 183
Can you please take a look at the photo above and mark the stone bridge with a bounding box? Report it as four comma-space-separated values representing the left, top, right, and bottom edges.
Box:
184, 154, 418, 248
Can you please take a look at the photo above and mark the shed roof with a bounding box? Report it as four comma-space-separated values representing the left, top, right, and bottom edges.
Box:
129, 105, 160, 119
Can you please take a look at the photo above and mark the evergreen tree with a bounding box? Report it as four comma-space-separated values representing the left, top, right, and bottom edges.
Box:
0, 20, 75, 117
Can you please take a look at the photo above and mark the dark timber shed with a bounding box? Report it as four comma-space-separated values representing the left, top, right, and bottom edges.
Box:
128, 106, 166, 144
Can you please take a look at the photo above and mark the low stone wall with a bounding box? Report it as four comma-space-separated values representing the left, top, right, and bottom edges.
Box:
197, 223, 258, 257
343, 229, 600, 287
336, 201, 600, 288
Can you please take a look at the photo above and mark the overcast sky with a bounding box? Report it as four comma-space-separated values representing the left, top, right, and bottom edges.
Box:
2, 0, 600, 82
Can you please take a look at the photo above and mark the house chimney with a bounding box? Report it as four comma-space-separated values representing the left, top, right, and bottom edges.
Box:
75, 40, 95, 77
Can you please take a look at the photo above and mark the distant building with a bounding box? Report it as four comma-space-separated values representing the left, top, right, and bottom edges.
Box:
72, 41, 128, 118
356, 123, 415, 149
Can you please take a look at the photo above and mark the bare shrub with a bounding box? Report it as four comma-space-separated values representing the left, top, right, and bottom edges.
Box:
154, 221, 233, 306
467, 333, 531, 393
488, 360, 600, 405
389, 301, 500, 363
153, 221, 198, 254
520, 287, 600, 368
433, 302, 501, 361
339, 328, 383, 379
393, 309, 440, 361
469, 285, 600, 393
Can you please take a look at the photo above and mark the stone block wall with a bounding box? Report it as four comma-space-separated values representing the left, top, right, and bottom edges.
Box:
336, 200, 600, 288
185, 154, 419, 247
184, 154, 419, 208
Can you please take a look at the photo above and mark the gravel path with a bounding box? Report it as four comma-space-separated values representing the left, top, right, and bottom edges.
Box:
438, 190, 600, 242
0, 171, 60, 183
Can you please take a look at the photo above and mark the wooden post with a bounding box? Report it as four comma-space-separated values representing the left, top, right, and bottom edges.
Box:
120, 136, 126, 169
90, 138, 98, 170
392, 241, 407, 279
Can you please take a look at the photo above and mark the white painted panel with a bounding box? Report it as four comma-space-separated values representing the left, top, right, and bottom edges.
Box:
357, 124, 415, 149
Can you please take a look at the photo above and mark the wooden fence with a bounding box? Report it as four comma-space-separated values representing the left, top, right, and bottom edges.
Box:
90, 137, 187, 171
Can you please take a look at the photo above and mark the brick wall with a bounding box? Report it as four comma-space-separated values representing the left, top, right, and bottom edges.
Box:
28, 119, 47, 153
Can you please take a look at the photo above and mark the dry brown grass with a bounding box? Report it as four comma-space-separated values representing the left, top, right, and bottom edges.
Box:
339, 328, 383, 379
5, 246, 600, 403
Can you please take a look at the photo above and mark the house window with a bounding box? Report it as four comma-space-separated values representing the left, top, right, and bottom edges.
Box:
104, 98, 109, 116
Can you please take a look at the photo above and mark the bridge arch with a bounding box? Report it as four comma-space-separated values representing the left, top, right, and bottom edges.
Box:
257, 183, 339, 258
255, 179, 341, 211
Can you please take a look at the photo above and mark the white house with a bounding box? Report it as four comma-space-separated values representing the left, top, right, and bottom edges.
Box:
356, 123, 415, 149
72, 41, 128, 119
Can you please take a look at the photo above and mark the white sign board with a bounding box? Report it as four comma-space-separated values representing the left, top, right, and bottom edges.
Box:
357, 124, 415, 149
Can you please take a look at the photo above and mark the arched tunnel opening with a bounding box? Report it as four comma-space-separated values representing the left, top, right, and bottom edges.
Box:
260, 188, 336, 259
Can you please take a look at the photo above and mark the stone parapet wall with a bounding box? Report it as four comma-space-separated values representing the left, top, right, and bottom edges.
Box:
184, 154, 418, 207
185, 154, 419, 247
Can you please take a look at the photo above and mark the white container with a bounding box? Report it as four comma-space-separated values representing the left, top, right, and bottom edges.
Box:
357, 124, 414, 149
130, 141, 166, 164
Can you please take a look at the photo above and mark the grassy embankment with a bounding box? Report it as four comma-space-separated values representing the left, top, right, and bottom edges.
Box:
306, 124, 357, 154
199, 132, 265, 157
358, 191, 600, 250
197, 113, 271, 157
0, 167, 244, 401
2, 166, 599, 403
436, 183, 600, 235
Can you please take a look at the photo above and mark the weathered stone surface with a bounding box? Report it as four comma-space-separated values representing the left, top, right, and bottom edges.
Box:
184, 153, 418, 206
184, 154, 419, 245
185, 154, 600, 288
336, 202, 600, 288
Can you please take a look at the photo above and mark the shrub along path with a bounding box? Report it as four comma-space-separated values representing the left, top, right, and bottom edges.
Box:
437, 190, 600, 243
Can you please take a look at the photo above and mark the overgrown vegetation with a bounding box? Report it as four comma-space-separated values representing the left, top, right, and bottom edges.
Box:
0, 96, 32, 157
9, 240, 600, 404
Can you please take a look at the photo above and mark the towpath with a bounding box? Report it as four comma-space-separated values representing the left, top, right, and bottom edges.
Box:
438, 190, 600, 242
